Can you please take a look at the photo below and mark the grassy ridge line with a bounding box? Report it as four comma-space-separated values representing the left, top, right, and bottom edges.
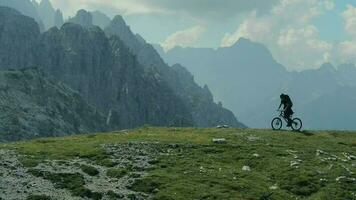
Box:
1, 127, 355, 200
3, 127, 354, 160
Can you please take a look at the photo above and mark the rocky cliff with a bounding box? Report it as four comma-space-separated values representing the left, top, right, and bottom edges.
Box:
0, 7, 195, 132
0, 68, 107, 142
103, 13, 244, 127
0, 7, 245, 140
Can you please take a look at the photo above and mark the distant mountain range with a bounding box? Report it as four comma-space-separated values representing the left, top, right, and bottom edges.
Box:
156, 40, 356, 130
0, 4, 245, 141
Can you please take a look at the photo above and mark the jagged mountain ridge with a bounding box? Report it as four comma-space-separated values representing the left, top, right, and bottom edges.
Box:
0, 7, 194, 130
157, 38, 291, 127
99, 12, 244, 128
0, 6, 244, 138
0, 0, 64, 30
158, 40, 356, 130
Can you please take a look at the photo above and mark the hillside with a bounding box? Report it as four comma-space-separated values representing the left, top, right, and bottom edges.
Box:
0, 127, 355, 199
0, 68, 107, 142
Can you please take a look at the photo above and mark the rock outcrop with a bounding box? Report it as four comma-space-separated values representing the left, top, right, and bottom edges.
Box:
0, 7, 39, 68
0, 68, 106, 142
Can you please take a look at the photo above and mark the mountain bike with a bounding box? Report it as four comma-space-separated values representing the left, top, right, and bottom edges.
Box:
271, 110, 302, 131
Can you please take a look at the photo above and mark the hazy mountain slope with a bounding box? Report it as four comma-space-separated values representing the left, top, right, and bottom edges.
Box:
300, 86, 356, 130
0, 0, 45, 30
159, 40, 356, 130
91, 10, 111, 29
156, 39, 356, 129
0, 68, 107, 142
171, 64, 245, 127
0, 7, 40, 69
34, 0, 63, 29
104, 15, 245, 127
158, 39, 291, 127
37, 18, 194, 128
0, 7, 194, 131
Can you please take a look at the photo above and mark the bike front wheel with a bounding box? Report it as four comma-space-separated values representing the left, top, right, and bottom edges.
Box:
271, 117, 283, 130
291, 118, 303, 131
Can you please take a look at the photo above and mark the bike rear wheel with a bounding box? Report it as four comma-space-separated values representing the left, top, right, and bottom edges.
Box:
271, 117, 283, 130
291, 118, 302, 131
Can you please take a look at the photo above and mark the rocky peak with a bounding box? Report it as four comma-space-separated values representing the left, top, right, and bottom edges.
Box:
111, 15, 127, 28
54, 9, 63, 28
68, 9, 93, 28
91, 10, 111, 29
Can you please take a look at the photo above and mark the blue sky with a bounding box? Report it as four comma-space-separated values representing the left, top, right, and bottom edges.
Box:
313, 0, 354, 42
52, 0, 356, 69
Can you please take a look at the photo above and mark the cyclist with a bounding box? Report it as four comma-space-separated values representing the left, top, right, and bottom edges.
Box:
278, 94, 294, 127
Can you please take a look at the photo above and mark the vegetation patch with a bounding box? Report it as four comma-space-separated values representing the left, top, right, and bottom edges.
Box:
26, 195, 51, 200
28, 169, 97, 198
279, 170, 321, 196
97, 158, 116, 167
106, 168, 128, 179
20, 157, 40, 168
80, 164, 99, 176
106, 190, 124, 199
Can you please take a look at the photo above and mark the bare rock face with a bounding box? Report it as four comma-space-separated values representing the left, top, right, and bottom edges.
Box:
68, 9, 93, 28
105, 15, 245, 128
36, 22, 193, 129
0, 7, 40, 69
0, 68, 107, 142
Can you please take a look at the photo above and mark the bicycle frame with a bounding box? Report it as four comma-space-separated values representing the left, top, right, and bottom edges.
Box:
278, 111, 292, 123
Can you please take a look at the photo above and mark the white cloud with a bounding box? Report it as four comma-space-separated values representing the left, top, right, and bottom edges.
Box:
336, 5, 356, 63
161, 26, 205, 51
50, 0, 278, 20
221, 0, 334, 70
50, 0, 167, 17
221, 12, 275, 47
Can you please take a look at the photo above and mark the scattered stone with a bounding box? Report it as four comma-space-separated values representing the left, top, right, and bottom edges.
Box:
246, 135, 261, 142
316, 149, 326, 156
342, 152, 356, 161
290, 161, 299, 168
242, 166, 251, 171
320, 178, 328, 182
216, 125, 230, 129
336, 176, 347, 182
253, 153, 260, 158
269, 184, 278, 190
212, 138, 227, 144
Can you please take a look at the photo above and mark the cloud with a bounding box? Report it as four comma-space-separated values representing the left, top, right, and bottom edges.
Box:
336, 5, 356, 63
342, 5, 356, 37
221, 0, 334, 70
50, 0, 167, 17
161, 26, 205, 51
50, 0, 278, 20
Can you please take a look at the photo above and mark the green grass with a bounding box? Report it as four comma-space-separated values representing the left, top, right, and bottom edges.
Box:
80, 164, 99, 176
106, 168, 128, 179
26, 195, 51, 200
28, 169, 102, 199
2, 127, 356, 200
